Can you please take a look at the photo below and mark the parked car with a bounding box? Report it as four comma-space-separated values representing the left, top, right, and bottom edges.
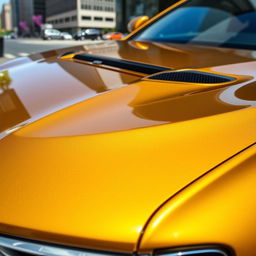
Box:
103, 32, 123, 40
73, 28, 102, 40
41, 29, 62, 40
4, 33, 17, 39
0, 1, 256, 256
61, 32, 73, 40
3, 35, 11, 39
10, 33, 18, 39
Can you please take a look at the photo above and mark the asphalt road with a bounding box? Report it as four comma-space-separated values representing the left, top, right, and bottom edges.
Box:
1, 38, 114, 63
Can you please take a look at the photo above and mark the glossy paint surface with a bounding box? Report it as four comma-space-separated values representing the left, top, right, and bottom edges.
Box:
139, 144, 256, 256
0, 1, 256, 255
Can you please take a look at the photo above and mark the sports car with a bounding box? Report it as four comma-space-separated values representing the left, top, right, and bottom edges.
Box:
0, 0, 255, 256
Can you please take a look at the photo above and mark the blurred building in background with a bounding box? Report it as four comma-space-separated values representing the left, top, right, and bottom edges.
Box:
116, 0, 178, 32
10, 0, 46, 36
18, 0, 34, 35
10, 0, 19, 32
33, 0, 46, 21
6, 0, 177, 36
1, 3, 12, 31
46, 0, 116, 34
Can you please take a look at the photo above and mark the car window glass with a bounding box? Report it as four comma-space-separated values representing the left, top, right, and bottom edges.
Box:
136, 0, 256, 50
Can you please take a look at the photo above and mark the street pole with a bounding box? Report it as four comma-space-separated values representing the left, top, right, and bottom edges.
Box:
0, 37, 3, 57
0, 21, 4, 57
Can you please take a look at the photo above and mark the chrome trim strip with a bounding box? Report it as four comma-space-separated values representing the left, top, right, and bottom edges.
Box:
0, 236, 119, 256
161, 248, 228, 256
0, 236, 229, 256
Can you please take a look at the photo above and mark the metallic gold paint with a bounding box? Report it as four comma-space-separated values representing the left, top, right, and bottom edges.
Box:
0, 1, 256, 254
138, 144, 256, 256
0, 103, 255, 252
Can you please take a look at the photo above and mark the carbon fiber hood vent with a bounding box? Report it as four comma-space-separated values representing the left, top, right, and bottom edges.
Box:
147, 70, 235, 84
73, 54, 171, 75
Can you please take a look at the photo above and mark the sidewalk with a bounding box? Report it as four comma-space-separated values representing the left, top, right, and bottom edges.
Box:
0, 39, 117, 65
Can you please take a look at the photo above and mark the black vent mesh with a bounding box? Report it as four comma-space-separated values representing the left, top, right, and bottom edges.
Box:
148, 70, 234, 84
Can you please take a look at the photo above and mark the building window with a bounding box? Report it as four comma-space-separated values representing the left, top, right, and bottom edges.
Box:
105, 17, 114, 22
81, 4, 92, 9
65, 17, 70, 23
105, 6, 114, 12
94, 17, 103, 21
82, 16, 91, 20
72, 15, 77, 21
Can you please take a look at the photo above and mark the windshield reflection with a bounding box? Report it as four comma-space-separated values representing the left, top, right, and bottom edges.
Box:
136, 0, 256, 50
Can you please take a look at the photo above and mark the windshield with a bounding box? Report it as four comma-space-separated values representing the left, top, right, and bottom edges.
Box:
135, 0, 256, 50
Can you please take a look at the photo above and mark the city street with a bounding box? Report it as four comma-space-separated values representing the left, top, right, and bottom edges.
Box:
1, 38, 115, 64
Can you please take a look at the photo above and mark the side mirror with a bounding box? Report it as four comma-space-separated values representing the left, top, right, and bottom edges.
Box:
127, 16, 150, 33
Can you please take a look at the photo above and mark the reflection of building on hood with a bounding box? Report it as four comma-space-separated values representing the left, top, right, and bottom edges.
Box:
0, 71, 12, 91
0, 71, 30, 134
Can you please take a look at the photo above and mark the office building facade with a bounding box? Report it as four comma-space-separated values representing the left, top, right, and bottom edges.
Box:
46, 0, 116, 34
10, 0, 19, 32
1, 3, 12, 31
33, 0, 46, 23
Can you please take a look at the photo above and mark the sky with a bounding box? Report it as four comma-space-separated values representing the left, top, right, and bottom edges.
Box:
0, 0, 9, 10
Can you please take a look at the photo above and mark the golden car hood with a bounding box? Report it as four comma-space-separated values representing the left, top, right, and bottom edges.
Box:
0, 41, 255, 253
